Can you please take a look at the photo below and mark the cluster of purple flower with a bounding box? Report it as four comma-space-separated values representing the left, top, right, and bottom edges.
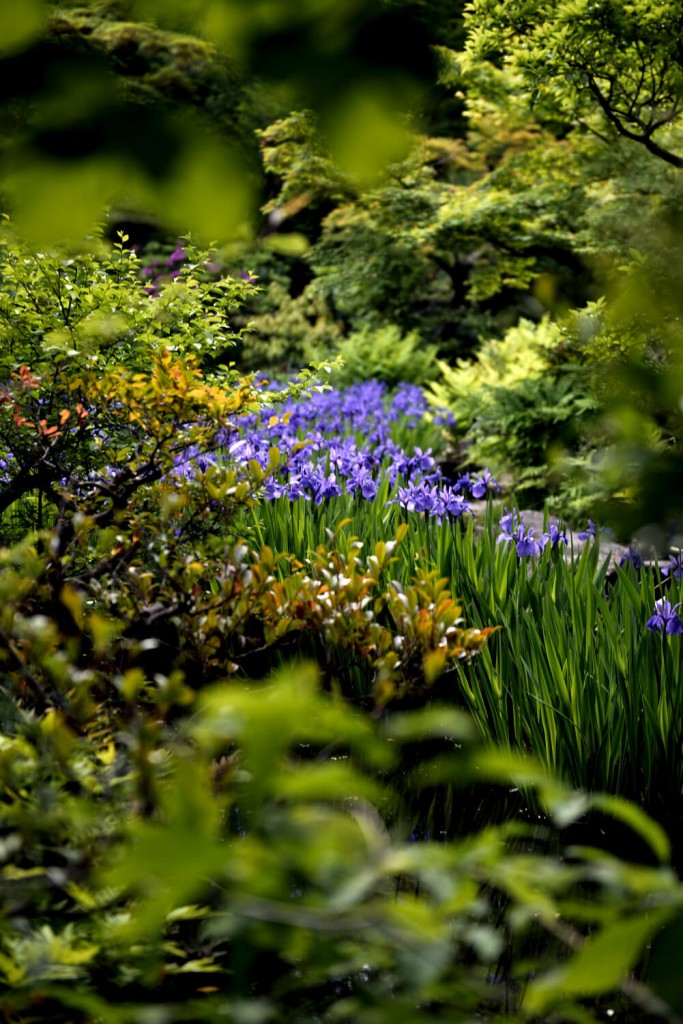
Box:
175, 379, 498, 521
0, 453, 13, 484
496, 509, 567, 557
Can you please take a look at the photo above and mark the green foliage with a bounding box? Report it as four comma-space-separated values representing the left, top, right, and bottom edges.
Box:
462, 0, 683, 168
430, 317, 562, 432
240, 279, 344, 372
2, 644, 682, 1022
0, 226, 252, 372
258, 111, 357, 215
226, 4, 683, 393
429, 318, 598, 503
253, 107, 588, 356
327, 324, 439, 388
0, 2, 435, 242
557, 226, 683, 532
48, 5, 256, 143
0, 228, 259, 539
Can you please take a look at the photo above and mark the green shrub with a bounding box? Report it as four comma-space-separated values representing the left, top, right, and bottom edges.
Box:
429, 317, 562, 431
0, 226, 266, 544
327, 323, 439, 388
240, 279, 344, 372
1, 634, 680, 1022
429, 317, 599, 504
254, 105, 590, 355
566, 259, 683, 533
0, 225, 253, 373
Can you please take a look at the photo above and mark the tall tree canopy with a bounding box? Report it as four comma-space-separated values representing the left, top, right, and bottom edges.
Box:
462, 0, 683, 167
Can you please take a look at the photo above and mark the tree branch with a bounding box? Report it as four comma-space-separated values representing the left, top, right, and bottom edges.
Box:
587, 77, 683, 168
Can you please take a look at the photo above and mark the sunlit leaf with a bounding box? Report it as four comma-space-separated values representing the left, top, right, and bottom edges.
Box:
384, 706, 475, 743
324, 85, 413, 185
525, 912, 670, 1014
3, 155, 126, 244
154, 137, 255, 242
0, 0, 46, 55
587, 794, 671, 864
262, 232, 310, 255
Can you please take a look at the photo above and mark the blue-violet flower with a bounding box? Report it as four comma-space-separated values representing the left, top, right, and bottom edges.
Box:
647, 598, 683, 635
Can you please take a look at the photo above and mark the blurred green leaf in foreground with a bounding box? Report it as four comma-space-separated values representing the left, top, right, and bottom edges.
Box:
0, 0, 435, 243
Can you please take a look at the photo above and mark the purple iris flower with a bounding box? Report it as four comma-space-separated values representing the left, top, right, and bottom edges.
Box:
392, 383, 426, 419
313, 473, 342, 504
470, 468, 499, 498
195, 454, 215, 473
497, 511, 541, 557
661, 552, 683, 580
263, 479, 286, 499
540, 522, 567, 548
578, 519, 613, 541
286, 476, 310, 501
513, 525, 541, 557
497, 508, 520, 538
619, 546, 643, 570
577, 519, 597, 541
393, 481, 437, 514
412, 447, 436, 473
646, 599, 683, 635
438, 486, 472, 519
